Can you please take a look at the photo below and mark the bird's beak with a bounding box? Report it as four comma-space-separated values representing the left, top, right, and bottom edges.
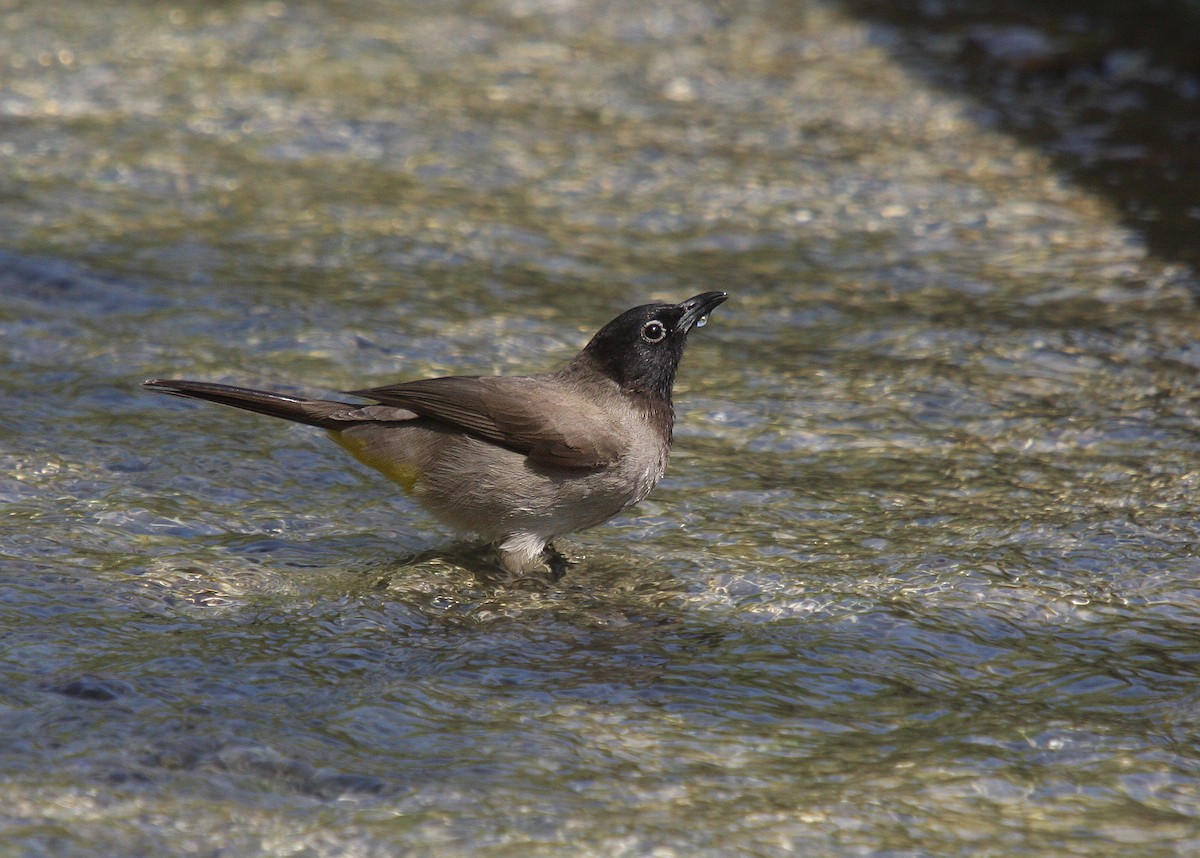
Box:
676, 291, 729, 333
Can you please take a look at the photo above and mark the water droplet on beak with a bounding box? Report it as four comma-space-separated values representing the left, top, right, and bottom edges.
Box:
696, 314, 709, 328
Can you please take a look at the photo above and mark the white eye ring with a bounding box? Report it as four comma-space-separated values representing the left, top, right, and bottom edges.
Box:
641, 320, 667, 344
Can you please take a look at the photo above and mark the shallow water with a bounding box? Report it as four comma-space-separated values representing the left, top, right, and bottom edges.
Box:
3, 0, 1200, 855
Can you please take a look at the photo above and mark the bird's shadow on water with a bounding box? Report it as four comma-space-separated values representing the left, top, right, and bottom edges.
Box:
367, 540, 698, 625
211, 532, 698, 627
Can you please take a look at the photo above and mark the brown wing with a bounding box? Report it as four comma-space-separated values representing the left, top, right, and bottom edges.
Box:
346, 376, 623, 468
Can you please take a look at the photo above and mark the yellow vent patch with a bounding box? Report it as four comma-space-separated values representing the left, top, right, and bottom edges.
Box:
328, 431, 421, 494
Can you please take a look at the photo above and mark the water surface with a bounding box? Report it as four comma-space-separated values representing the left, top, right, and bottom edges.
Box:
2, 0, 1199, 855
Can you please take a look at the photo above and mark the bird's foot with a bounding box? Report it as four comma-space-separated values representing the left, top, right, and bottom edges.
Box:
541, 543, 573, 582
490, 541, 574, 586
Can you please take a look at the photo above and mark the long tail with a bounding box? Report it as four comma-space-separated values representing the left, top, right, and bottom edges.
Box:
141, 379, 402, 429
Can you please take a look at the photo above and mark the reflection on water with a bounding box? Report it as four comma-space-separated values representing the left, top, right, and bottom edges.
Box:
2, 0, 1199, 855
842, 0, 1200, 273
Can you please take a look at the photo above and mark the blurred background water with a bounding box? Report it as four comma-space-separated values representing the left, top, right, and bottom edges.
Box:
2, 0, 1200, 855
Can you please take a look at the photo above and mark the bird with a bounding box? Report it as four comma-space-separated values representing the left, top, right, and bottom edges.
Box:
142, 291, 727, 577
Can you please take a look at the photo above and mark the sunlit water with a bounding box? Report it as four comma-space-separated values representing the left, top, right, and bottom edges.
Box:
2, 0, 1199, 855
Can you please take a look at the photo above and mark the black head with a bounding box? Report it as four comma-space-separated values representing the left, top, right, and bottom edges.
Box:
573, 292, 728, 401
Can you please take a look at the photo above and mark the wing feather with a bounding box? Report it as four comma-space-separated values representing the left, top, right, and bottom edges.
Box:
346, 376, 622, 468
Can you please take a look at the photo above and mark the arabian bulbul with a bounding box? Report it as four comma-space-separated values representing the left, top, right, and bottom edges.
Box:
143, 291, 727, 575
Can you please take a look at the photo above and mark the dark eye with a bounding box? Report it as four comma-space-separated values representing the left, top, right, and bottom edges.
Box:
641, 320, 667, 344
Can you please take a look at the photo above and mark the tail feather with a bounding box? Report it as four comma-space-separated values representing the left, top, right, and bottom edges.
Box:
142, 379, 363, 429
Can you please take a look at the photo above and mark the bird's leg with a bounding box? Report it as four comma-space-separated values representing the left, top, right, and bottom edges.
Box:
542, 543, 572, 581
